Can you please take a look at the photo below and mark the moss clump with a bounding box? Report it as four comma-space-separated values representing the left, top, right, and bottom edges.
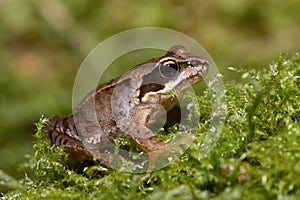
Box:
1, 53, 299, 199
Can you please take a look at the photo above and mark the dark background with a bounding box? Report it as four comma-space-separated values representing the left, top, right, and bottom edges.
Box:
0, 0, 299, 178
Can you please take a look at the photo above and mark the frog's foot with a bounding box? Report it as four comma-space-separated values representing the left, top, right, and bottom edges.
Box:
93, 151, 128, 168
145, 135, 193, 172
146, 142, 183, 172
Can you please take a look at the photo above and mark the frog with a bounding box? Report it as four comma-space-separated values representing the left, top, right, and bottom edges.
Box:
44, 45, 209, 167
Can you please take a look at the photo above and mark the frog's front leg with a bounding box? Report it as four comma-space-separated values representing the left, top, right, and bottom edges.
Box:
130, 124, 188, 172
129, 125, 166, 152
129, 103, 167, 151
129, 124, 166, 172
129, 104, 184, 172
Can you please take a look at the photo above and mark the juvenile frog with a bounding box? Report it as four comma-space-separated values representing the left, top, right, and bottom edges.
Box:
45, 45, 209, 164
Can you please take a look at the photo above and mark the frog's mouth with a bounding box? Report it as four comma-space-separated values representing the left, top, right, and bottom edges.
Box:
187, 68, 208, 85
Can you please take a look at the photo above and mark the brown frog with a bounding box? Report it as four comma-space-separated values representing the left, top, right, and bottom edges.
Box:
45, 45, 209, 166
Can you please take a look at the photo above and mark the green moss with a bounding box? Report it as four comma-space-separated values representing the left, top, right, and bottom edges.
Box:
1, 53, 299, 199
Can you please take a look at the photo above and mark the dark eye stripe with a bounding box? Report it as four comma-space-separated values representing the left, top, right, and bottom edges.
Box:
138, 83, 165, 101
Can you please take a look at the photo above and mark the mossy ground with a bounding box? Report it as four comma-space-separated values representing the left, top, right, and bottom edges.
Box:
1, 53, 299, 199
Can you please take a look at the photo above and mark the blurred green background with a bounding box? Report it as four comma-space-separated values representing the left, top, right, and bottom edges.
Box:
0, 0, 299, 178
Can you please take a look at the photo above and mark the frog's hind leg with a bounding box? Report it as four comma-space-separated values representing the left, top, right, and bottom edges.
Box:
44, 116, 94, 162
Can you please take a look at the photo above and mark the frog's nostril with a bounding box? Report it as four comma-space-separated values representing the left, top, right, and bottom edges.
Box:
188, 60, 202, 68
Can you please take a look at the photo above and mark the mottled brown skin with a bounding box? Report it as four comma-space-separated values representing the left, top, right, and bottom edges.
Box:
44, 45, 209, 163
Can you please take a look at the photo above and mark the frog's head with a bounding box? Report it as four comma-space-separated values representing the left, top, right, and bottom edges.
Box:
159, 45, 209, 88
140, 45, 209, 107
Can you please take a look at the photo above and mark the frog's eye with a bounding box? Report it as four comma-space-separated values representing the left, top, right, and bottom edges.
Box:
159, 60, 181, 78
